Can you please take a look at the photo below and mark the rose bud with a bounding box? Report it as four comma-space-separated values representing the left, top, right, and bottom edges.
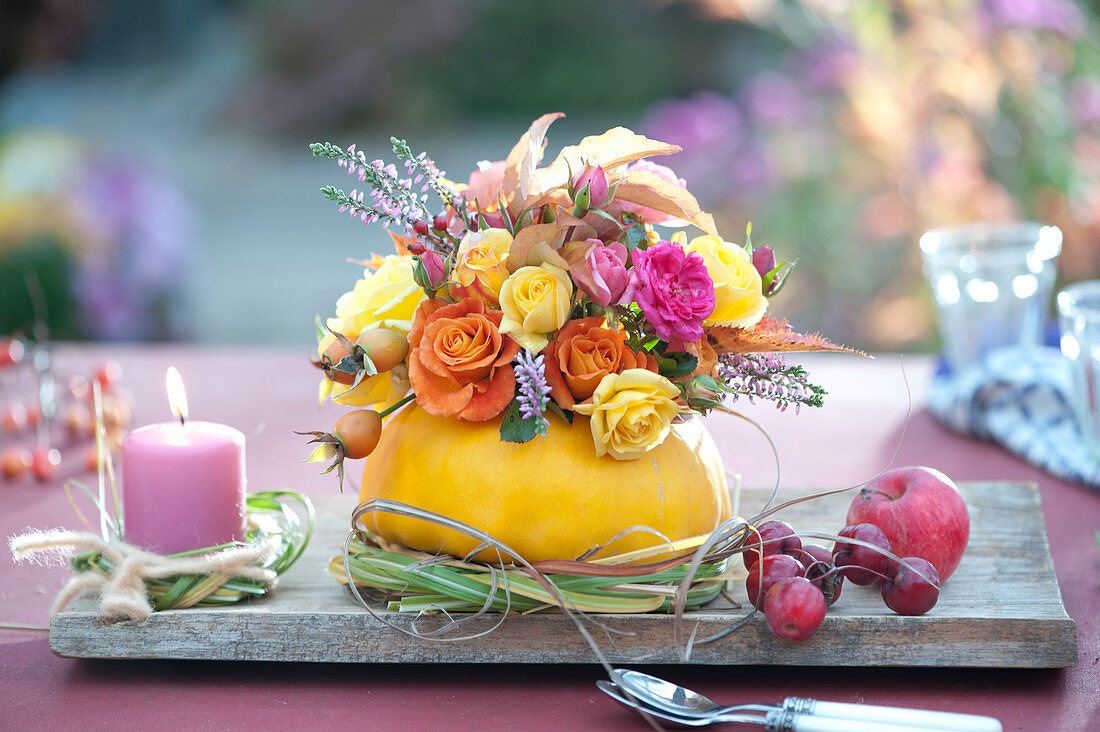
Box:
570, 164, 610, 211
416, 250, 447, 289
752, 245, 776, 279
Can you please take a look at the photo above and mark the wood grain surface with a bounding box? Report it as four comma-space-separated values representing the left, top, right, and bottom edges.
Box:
49, 481, 1078, 667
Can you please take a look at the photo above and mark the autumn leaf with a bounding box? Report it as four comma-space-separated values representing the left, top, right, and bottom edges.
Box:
706, 317, 867, 356
501, 112, 565, 208
613, 170, 718, 236
506, 223, 567, 272
524, 127, 680, 208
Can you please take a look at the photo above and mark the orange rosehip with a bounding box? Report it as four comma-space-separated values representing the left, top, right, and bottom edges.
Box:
94, 361, 123, 392
31, 447, 61, 482
1, 447, 32, 480
333, 409, 383, 459
65, 405, 93, 439
355, 329, 409, 374
101, 395, 132, 429
1, 404, 28, 434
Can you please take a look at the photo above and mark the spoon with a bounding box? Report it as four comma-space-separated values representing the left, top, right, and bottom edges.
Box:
598, 681, 943, 731
611, 669, 1002, 732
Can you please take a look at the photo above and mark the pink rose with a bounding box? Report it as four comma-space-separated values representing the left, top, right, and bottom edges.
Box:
631, 241, 715, 343
619, 160, 689, 226
563, 239, 634, 307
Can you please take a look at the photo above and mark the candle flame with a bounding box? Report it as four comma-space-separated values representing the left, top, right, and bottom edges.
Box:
165, 367, 188, 425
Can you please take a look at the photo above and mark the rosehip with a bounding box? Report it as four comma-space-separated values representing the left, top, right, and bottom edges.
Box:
1, 404, 28, 433
355, 329, 409, 373
763, 577, 827, 642
432, 215, 447, 231
65, 404, 93, 438
101, 395, 131, 429
0, 337, 24, 368
94, 361, 123, 392
333, 410, 383, 459
833, 523, 893, 586
743, 520, 802, 571
745, 553, 804, 610
1, 447, 32, 480
84, 444, 102, 473
31, 448, 61, 482
69, 375, 90, 401
412, 220, 430, 237
881, 557, 941, 616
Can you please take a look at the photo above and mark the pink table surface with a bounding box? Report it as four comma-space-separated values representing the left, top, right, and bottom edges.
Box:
1, 346, 1097, 731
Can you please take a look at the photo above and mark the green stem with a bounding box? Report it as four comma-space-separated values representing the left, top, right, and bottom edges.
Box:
379, 393, 416, 419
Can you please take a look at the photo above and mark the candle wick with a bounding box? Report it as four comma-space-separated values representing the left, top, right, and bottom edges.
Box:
178, 413, 186, 427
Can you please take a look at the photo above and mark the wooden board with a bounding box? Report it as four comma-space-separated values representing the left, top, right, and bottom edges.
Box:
49, 482, 1078, 667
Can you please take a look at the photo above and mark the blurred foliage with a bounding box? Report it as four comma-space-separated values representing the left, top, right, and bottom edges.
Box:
0, 130, 194, 341
642, 0, 1100, 351
420, 0, 728, 118
0, 235, 77, 338
231, 0, 732, 131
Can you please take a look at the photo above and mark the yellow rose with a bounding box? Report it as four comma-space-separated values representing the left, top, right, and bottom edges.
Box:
450, 228, 513, 305
318, 255, 424, 407
328, 255, 425, 335
684, 234, 768, 328
498, 263, 573, 353
573, 369, 681, 461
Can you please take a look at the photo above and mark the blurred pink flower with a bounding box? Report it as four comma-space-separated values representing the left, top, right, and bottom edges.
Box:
741, 71, 804, 125
631, 241, 715, 343
979, 0, 1083, 37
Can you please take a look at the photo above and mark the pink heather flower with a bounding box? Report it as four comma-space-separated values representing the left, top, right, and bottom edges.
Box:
619, 160, 688, 225
631, 242, 715, 343
567, 239, 633, 307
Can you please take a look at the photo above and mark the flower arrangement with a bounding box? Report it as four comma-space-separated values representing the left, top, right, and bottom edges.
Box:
303, 114, 851, 484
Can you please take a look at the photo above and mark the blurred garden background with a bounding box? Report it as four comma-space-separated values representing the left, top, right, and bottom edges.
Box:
1, 0, 1098, 351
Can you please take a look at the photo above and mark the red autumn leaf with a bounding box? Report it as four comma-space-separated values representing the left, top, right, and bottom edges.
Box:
706, 317, 867, 356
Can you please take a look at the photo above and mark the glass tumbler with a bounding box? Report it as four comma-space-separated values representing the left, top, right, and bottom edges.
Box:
1057, 281, 1100, 458
919, 222, 1062, 373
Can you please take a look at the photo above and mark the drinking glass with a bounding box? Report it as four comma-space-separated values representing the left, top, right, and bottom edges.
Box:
919, 222, 1062, 373
1057, 281, 1100, 458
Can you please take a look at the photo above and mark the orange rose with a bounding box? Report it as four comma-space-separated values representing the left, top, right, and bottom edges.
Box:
684, 336, 719, 379
543, 317, 660, 410
407, 299, 521, 421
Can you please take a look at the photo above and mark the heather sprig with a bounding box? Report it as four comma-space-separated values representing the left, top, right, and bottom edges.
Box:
514, 349, 552, 431
310, 141, 432, 234
718, 352, 826, 413
391, 137, 459, 211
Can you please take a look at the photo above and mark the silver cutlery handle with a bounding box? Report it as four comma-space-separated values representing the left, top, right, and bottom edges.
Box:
786, 698, 1003, 732
765, 710, 935, 732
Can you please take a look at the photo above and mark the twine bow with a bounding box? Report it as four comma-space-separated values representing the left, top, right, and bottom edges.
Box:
9, 530, 280, 623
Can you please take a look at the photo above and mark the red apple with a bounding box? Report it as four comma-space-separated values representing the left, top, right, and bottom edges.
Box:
846, 466, 969, 580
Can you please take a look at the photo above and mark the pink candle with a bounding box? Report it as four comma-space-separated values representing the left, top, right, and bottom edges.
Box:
121, 369, 247, 555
